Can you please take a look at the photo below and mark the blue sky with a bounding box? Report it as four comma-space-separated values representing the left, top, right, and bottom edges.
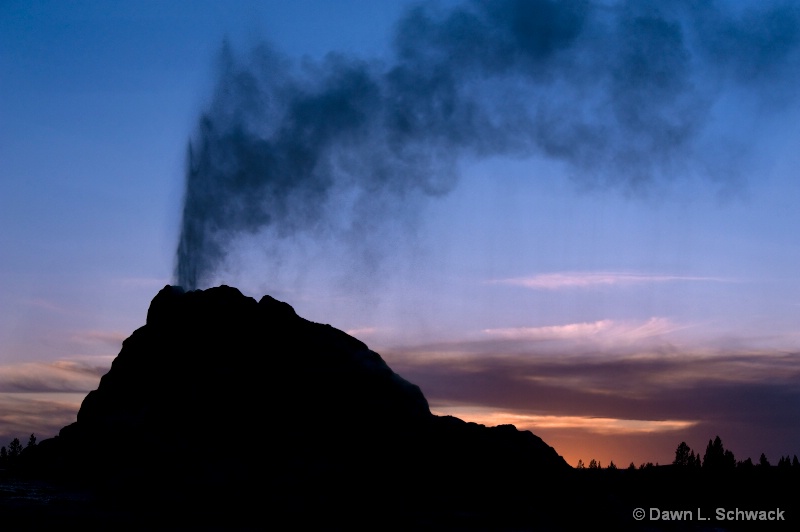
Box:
2, 0, 800, 467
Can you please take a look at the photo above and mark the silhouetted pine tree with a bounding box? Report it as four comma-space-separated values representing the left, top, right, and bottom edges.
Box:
673, 441, 691, 466
758, 453, 770, 468
703, 436, 735, 470
724, 449, 736, 469
7, 438, 22, 460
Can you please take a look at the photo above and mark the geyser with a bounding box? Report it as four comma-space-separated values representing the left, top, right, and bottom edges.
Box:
175, 0, 800, 289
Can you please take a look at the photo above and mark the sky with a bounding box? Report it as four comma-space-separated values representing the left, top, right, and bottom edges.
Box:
2, 0, 800, 468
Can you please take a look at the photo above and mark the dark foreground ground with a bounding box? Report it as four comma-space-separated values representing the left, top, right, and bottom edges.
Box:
2, 466, 797, 531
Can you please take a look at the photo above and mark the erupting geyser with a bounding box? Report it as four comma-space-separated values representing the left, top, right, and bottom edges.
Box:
174, 0, 800, 289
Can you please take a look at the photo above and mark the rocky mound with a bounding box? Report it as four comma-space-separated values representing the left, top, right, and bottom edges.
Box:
30, 285, 569, 527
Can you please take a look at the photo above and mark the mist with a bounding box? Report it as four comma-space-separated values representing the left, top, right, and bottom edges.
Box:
175, 0, 800, 290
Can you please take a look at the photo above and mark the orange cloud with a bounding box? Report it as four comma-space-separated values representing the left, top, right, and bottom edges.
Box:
430, 405, 698, 435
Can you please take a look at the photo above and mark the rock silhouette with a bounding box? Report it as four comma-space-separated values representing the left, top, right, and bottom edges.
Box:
30, 285, 569, 528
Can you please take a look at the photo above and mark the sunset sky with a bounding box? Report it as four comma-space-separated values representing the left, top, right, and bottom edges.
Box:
2, 0, 800, 467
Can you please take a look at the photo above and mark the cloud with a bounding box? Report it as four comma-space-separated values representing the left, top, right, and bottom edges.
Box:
0, 359, 109, 441
490, 272, 730, 290
69, 330, 127, 347
0, 393, 84, 443
386, 343, 800, 464
429, 406, 697, 435
385, 340, 800, 434
483, 317, 684, 343
484, 320, 615, 340
344, 326, 382, 338
21, 298, 72, 314
0, 359, 109, 393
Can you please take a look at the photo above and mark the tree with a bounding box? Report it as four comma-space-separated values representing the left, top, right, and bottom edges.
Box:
703, 436, 734, 470
7, 438, 22, 460
792, 455, 800, 469
627, 462, 636, 471
26, 433, 36, 449
724, 449, 736, 469
576, 459, 585, 469
673, 441, 692, 467
607, 460, 617, 470
759, 453, 770, 468
737, 457, 754, 469
588, 459, 600, 469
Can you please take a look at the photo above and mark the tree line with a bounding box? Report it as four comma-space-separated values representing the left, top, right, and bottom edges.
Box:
0, 434, 37, 469
576, 435, 800, 471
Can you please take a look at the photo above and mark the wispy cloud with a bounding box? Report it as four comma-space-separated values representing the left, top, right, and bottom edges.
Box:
21, 298, 72, 314
0, 359, 109, 393
69, 330, 127, 348
430, 406, 697, 435
483, 317, 684, 343
484, 320, 614, 341
385, 339, 800, 448
0, 393, 84, 443
345, 327, 382, 338
490, 272, 730, 290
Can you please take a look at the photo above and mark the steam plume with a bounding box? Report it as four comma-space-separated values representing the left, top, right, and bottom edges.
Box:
176, 0, 800, 290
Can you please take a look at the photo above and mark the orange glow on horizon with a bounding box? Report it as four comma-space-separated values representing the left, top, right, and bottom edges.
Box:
431, 405, 697, 467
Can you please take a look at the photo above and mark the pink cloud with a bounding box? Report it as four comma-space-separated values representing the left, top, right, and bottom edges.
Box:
0, 358, 109, 393
491, 271, 730, 290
